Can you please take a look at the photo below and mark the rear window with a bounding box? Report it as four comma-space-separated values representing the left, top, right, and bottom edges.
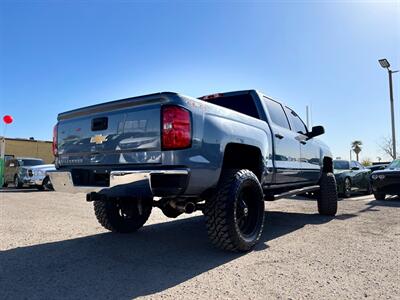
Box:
203, 94, 260, 119
334, 160, 349, 170
19, 159, 44, 166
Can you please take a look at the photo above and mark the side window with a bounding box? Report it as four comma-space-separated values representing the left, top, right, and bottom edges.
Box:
350, 161, 357, 169
355, 161, 364, 169
285, 107, 308, 134
204, 94, 260, 119
264, 98, 290, 129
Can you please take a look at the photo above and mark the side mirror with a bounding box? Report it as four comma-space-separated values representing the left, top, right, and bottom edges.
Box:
306, 126, 325, 139
351, 167, 360, 171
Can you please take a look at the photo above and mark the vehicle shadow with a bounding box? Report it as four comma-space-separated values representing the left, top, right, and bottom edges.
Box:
359, 196, 400, 213
0, 210, 334, 299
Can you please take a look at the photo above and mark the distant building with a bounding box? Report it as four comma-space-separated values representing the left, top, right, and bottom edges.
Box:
0, 137, 54, 163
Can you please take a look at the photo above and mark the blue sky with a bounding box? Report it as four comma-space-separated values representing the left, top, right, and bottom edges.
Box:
0, 1, 399, 161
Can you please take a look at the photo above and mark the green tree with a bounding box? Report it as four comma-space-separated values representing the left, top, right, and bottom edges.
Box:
351, 140, 362, 162
361, 158, 372, 166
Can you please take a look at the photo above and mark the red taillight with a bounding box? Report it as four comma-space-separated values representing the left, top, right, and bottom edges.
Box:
52, 123, 58, 156
162, 106, 191, 150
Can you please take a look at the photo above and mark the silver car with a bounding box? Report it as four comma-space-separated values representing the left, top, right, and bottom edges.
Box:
3, 158, 55, 190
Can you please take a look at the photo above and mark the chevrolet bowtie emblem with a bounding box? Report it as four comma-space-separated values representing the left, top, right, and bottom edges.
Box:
90, 134, 108, 144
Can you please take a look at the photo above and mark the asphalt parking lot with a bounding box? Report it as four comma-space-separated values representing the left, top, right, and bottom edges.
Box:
1, 189, 399, 300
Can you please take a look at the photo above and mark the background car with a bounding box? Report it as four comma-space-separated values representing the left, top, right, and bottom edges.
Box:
371, 159, 400, 200
366, 164, 389, 172
3, 157, 55, 190
333, 160, 372, 197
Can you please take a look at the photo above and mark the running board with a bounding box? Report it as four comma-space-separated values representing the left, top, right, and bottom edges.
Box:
266, 185, 320, 201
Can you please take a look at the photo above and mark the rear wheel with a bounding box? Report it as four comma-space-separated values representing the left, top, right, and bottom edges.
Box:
342, 177, 352, 198
374, 192, 386, 200
204, 169, 265, 252
94, 197, 152, 233
318, 173, 338, 216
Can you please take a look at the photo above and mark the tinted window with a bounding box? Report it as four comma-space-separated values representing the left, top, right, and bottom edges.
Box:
285, 107, 308, 134
355, 161, 364, 169
264, 98, 290, 129
19, 159, 44, 166
387, 159, 400, 169
334, 160, 349, 170
350, 161, 358, 169
204, 94, 260, 119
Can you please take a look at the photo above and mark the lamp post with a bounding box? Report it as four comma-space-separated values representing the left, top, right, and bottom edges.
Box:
379, 58, 398, 159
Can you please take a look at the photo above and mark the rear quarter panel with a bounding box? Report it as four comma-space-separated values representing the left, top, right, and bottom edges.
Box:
169, 95, 271, 195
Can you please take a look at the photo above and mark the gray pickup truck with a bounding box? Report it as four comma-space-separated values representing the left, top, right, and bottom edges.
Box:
49, 90, 337, 251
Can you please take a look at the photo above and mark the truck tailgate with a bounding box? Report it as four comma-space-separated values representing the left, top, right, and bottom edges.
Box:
57, 97, 163, 166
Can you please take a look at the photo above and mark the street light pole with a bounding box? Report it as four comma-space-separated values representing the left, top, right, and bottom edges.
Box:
388, 69, 397, 159
379, 58, 398, 159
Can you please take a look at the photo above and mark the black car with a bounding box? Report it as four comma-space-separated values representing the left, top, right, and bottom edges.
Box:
371, 159, 400, 200
333, 160, 372, 197
366, 164, 389, 172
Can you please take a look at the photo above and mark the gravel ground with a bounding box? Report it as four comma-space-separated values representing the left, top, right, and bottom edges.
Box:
1, 189, 399, 300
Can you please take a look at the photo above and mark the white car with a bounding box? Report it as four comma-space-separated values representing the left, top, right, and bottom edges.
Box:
27, 164, 56, 190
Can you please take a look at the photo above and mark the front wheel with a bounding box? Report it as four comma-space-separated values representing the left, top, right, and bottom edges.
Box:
14, 176, 23, 189
204, 169, 265, 252
374, 192, 386, 200
42, 176, 53, 191
318, 173, 338, 216
94, 198, 152, 233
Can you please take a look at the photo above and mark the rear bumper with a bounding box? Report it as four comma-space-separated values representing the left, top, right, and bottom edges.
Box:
48, 169, 190, 197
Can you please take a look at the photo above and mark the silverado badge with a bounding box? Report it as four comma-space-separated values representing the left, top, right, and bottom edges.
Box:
90, 134, 108, 144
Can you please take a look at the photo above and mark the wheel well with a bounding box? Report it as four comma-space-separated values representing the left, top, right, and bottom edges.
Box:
322, 157, 333, 173
221, 143, 263, 180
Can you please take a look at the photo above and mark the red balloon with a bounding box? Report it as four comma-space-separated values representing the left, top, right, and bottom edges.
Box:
3, 115, 13, 124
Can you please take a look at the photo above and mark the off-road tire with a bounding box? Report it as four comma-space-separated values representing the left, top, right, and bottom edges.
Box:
374, 192, 386, 200
204, 169, 265, 252
94, 198, 152, 233
318, 173, 338, 216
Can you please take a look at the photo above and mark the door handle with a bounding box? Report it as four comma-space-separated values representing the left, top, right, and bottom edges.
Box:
275, 133, 284, 139
300, 141, 307, 145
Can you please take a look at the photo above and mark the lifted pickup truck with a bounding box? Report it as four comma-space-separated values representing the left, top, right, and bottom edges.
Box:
50, 90, 338, 251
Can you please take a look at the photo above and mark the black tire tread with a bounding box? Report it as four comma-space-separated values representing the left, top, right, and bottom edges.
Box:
318, 173, 338, 216
374, 192, 386, 201
204, 169, 264, 252
94, 199, 152, 233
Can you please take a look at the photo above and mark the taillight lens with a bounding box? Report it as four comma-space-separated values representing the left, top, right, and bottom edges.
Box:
52, 123, 58, 156
162, 106, 191, 150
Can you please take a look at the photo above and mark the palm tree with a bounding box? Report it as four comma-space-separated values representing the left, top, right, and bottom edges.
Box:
351, 140, 362, 162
